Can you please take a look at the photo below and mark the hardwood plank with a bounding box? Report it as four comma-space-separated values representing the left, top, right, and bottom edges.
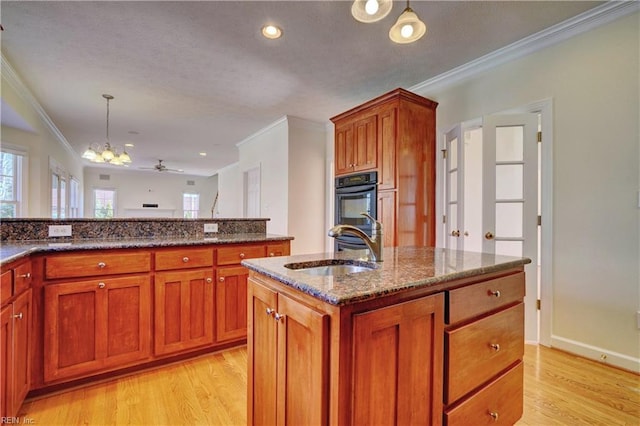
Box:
19, 345, 638, 425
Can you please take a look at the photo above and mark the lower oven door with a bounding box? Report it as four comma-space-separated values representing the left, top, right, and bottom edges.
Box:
335, 184, 377, 233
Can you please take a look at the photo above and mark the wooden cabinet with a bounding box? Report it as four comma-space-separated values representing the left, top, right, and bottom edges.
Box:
377, 190, 396, 247
266, 242, 291, 258
443, 271, 525, 425
1, 262, 32, 419
248, 277, 329, 426
43, 275, 151, 382
352, 294, 444, 425
332, 88, 438, 247
44, 251, 150, 279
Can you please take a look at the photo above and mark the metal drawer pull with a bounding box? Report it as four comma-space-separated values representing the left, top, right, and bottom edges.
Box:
269, 252, 275, 257
489, 411, 499, 421
18, 273, 31, 279
13, 312, 23, 320
239, 253, 245, 259
490, 343, 500, 351
97, 262, 106, 268
274, 313, 285, 322
98, 282, 106, 289
219, 277, 225, 282
266, 308, 275, 316
206, 278, 212, 283
489, 290, 501, 298
182, 257, 189, 263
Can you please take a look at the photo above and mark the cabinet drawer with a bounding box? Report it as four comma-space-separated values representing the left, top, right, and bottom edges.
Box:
447, 272, 524, 325
13, 262, 32, 295
45, 252, 151, 279
445, 303, 524, 404
155, 248, 213, 271
265, 242, 290, 258
445, 361, 523, 426
1, 270, 12, 305
217, 245, 265, 266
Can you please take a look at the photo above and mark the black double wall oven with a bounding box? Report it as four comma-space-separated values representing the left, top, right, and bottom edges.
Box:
334, 171, 378, 252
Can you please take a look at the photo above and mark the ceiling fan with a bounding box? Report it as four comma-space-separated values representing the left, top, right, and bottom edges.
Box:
140, 160, 184, 173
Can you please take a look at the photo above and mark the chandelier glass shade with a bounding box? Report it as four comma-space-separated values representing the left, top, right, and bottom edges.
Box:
351, 0, 393, 23
82, 94, 132, 165
389, 1, 426, 44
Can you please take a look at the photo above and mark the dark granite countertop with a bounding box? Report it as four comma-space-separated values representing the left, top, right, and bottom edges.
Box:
241, 246, 531, 306
0, 233, 293, 266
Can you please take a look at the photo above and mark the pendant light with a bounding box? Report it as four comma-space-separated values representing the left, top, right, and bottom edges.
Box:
389, 0, 426, 44
82, 94, 132, 165
351, 0, 392, 23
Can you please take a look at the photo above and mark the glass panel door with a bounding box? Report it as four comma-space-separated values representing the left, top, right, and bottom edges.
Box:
444, 126, 463, 251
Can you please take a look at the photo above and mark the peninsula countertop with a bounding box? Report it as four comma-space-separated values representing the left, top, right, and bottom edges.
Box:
0, 233, 293, 266
242, 246, 531, 306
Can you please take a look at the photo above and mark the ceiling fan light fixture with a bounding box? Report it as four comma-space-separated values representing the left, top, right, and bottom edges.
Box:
389, 3, 426, 44
351, 0, 392, 23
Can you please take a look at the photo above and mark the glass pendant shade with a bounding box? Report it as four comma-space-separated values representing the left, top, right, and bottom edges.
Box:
351, 0, 392, 23
101, 144, 115, 161
119, 151, 132, 164
389, 6, 426, 43
82, 147, 97, 160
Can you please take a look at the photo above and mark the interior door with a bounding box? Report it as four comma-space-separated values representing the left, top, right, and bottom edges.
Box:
444, 126, 463, 251
482, 113, 538, 341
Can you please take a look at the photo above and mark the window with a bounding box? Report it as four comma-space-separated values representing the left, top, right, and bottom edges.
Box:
51, 172, 68, 218
69, 177, 80, 218
183, 193, 199, 218
0, 151, 24, 218
94, 189, 116, 218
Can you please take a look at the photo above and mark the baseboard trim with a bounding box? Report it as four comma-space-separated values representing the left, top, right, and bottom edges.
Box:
551, 335, 640, 374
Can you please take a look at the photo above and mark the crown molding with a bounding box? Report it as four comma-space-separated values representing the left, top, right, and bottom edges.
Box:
236, 116, 288, 148
411, 1, 640, 94
1, 53, 80, 160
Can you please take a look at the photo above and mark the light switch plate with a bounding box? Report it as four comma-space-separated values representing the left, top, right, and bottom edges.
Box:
204, 223, 219, 233
48, 225, 72, 237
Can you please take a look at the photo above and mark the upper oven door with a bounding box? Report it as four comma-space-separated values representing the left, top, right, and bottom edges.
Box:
335, 183, 377, 232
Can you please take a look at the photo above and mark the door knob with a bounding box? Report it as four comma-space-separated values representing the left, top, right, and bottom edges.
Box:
451, 230, 460, 237
484, 231, 494, 240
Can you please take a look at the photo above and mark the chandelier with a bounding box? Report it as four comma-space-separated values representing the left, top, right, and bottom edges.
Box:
82, 94, 132, 165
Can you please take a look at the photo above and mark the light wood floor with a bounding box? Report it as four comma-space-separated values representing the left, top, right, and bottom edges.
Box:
18, 344, 639, 425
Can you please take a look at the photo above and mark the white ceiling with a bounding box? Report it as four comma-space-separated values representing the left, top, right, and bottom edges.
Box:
1, 1, 603, 176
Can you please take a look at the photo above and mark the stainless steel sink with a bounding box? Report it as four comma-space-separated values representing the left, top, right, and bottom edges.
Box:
284, 259, 377, 276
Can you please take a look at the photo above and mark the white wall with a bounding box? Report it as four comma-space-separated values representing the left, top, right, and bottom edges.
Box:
1, 58, 84, 217
216, 162, 242, 218
84, 167, 218, 218
417, 12, 639, 370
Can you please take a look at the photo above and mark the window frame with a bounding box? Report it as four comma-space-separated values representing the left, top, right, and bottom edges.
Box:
0, 148, 25, 218
93, 188, 117, 218
183, 192, 200, 219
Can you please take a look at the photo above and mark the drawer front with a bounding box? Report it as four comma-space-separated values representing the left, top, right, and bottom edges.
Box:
266, 242, 290, 258
445, 361, 523, 426
217, 245, 265, 266
1, 270, 12, 305
155, 248, 214, 271
13, 262, 33, 294
447, 272, 524, 325
445, 303, 524, 404
45, 252, 151, 279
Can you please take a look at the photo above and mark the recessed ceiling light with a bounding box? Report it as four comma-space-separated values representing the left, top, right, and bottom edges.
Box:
199, 152, 207, 157
262, 24, 282, 39
125, 143, 135, 147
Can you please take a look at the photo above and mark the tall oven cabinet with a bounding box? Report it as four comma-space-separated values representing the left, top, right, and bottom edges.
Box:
331, 88, 438, 247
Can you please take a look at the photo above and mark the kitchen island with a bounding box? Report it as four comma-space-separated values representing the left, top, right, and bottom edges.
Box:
242, 246, 531, 426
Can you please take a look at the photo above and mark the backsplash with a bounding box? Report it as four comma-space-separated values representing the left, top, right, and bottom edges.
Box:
0, 218, 268, 241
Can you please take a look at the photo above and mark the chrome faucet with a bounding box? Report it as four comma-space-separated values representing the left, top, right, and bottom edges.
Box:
328, 212, 383, 262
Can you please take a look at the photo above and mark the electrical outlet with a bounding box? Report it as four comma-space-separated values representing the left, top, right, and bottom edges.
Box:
48, 225, 72, 237
204, 223, 218, 233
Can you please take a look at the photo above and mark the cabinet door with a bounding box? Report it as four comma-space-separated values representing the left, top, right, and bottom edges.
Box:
276, 293, 329, 426
44, 276, 151, 382
12, 289, 31, 414
352, 293, 444, 426
155, 269, 214, 355
378, 190, 397, 247
353, 114, 377, 173
335, 123, 355, 176
248, 279, 278, 426
0, 304, 13, 419
378, 105, 397, 190
216, 266, 248, 342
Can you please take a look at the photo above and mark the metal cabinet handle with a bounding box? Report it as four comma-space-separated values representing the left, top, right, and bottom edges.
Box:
239, 253, 245, 259
490, 343, 501, 351
206, 278, 212, 283
219, 276, 225, 282
489, 290, 501, 298
18, 273, 31, 279
266, 308, 275, 316
274, 313, 285, 322
13, 312, 23, 320
182, 257, 189, 263
97, 262, 106, 268
485, 231, 494, 240
269, 252, 275, 257
98, 282, 106, 289
489, 411, 499, 421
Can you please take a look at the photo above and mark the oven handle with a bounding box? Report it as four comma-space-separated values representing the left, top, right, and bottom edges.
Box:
335, 184, 377, 194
